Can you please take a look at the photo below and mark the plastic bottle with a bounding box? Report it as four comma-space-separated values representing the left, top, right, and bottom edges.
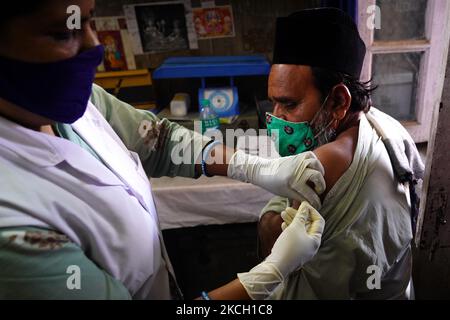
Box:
199, 99, 220, 135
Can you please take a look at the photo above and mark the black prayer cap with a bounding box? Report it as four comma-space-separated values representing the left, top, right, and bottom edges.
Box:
273, 7, 366, 79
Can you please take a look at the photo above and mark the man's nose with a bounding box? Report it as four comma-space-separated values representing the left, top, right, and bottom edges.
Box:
273, 104, 287, 120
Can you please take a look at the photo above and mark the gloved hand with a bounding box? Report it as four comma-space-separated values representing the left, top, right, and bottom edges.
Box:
237, 201, 325, 299
227, 150, 326, 209
281, 204, 313, 231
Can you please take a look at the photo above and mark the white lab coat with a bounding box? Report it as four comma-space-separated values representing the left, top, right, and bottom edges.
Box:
0, 102, 175, 299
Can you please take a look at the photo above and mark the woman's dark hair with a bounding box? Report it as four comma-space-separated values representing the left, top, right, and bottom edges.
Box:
311, 67, 377, 113
1, 1, 49, 27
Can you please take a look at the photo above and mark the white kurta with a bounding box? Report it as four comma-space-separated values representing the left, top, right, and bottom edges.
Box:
0, 103, 174, 299
276, 114, 413, 299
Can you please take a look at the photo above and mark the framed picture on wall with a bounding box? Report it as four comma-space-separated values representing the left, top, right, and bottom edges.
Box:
193, 5, 235, 39
124, 1, 199, 54
92, 16, 137, 72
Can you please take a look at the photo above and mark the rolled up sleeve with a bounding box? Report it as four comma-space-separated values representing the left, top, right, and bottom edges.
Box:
90, 84, 211, 178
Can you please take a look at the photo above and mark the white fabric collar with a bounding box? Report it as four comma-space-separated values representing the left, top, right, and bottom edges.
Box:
0, 115, 64, 167
0, 111, 127, 188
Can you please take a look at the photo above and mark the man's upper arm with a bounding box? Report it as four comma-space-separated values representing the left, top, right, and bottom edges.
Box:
313, 141, 354, 194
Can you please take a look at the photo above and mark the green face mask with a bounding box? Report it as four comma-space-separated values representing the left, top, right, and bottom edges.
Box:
266, 113, 317, 157
266, 92, 338, 157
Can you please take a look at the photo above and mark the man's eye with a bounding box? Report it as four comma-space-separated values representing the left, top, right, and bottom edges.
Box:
284, 103, 297, 109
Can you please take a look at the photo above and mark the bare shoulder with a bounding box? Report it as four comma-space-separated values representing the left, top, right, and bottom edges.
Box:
313, 125, 360, 193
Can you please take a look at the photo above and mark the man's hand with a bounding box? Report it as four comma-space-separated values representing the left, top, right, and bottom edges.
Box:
227, 150, 326, 209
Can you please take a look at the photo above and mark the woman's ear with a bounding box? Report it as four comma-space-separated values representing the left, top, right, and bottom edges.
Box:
329, 84, 352, 121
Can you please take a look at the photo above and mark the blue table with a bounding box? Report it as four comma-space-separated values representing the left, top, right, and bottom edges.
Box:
152, 55, 271, 80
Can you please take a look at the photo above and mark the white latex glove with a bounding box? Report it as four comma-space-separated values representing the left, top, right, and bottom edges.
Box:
227, 150, 326, 209
281, 205, 313, 231
237, 201, 325, 299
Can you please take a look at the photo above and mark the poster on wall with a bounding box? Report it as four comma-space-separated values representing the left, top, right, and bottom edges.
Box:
92, 16, 137, 72
193, 5, 235, 39
124, 1, 199, 54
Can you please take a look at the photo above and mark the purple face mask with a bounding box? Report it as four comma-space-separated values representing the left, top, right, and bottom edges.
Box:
0, 45, 104, 124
